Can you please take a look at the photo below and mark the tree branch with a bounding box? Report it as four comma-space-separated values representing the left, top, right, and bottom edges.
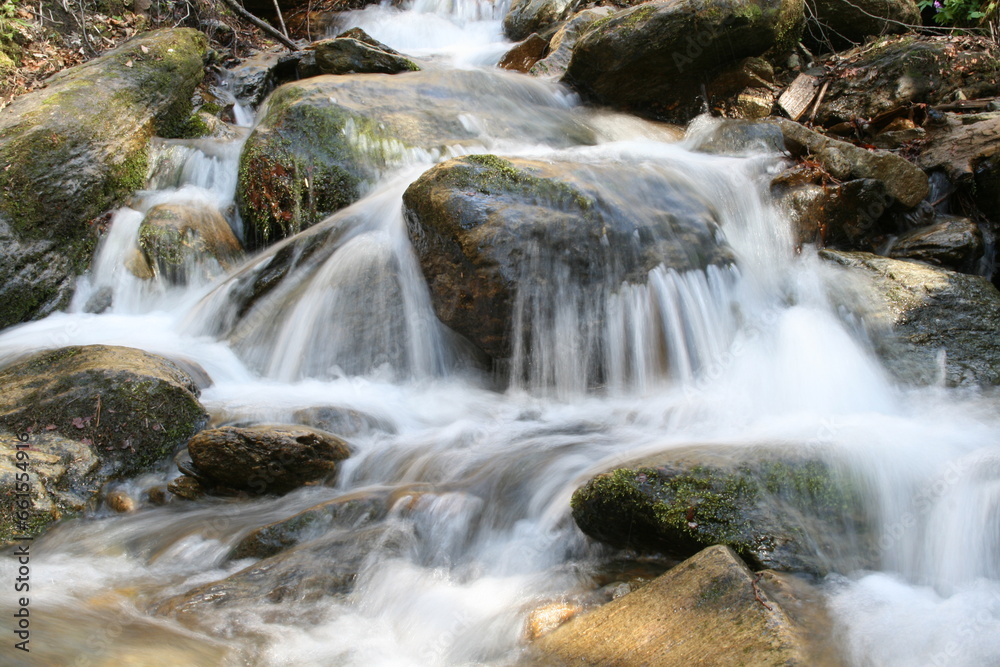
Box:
219, 0, 298, 51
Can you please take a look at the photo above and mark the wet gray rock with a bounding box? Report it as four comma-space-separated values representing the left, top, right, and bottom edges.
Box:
562, 0, 804, 122
888, 215, 983, 273
402, 154, 734, 362
772, 176, 894, 250
186, 425, 351, 495
528, 7, 613, 80
309, 37, 419, 75
768, 118, 928, 208
822, 250, 1000, 386
504, 0, 575, 41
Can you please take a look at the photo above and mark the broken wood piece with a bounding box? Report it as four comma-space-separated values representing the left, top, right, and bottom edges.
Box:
778, 73, 819, 121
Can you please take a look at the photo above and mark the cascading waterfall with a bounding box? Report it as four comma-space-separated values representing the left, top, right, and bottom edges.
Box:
0, 1, 999, 666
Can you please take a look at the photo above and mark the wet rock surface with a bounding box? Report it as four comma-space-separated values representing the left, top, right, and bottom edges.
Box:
532, 545, 840, 666
563, 0, 804, 122
237, 69, 596, 249
822, 250, 1000, 387
187, 424, 351, 495
403, 154, 734, 361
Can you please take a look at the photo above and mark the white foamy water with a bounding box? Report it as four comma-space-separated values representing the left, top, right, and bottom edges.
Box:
1, 2, 999, 666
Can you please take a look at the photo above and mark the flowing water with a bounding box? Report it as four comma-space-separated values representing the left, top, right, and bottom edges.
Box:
2, 3, 1000, 666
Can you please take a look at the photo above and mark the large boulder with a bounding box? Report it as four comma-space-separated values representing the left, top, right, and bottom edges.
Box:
562, 0, 804, 122
814, 35, 1000, 127
807, 0, 919, 48
186, 425, 351, 495
402, 154, 734, 363
821, 250, 1000, 386
0, 29, 208, 329
504, 0, 575, 41
528, 8, 614, 80
533, 545, 840, 666
236, 69, 596, 250
570, 445, 869, 575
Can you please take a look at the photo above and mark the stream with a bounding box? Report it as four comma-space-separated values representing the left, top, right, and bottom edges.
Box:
2, 1, 1000, 665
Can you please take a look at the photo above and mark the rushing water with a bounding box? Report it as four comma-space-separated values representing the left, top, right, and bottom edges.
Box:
2, 3, 1000, 666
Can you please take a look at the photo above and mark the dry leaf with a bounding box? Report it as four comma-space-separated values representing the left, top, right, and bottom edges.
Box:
140, 45, 149, 54
125, 60, 133, 68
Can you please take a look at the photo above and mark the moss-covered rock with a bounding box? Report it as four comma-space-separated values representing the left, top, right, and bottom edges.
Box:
0, 28, 208, 329
821, 250, 1000, 387
187, 424, 351, 495
402, 154, 734, 363
570, 446, 869, 575
0, 345, 209, 480
131, 203, 243, 284
236, 69, 597, 250
562, 0, 804, 122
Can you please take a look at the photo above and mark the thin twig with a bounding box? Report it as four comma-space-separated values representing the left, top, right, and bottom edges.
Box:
752, 573, 773, 611
808, 79, 829, 124
220, 0, 298, 50
272, 0, 289, 38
